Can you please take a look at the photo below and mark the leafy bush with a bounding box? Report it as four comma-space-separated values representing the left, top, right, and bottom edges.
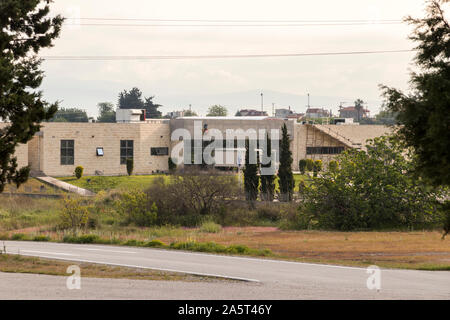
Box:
169, 241, 272, 256
62, 234, 100, 244
305, 159, 315, 172
199, 221, 222, 233
441, 201, 450, 239
33, 235, 50, 242
145, 239, 166, 247
11, 233, 26, 240
145, 171, 239, 226
300, 135, 445, 231
168, 157, 177, 172
58, 197, 91, 233
115, 190, 157, 227
126, 158, 133, 176
328, 160, 339, 172
313, 160, 323, 177
74, 166, 84, 179
299, 159, 307, 174
256, 206, 282, 222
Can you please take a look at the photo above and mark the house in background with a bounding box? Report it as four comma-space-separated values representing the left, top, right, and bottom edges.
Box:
235, 109, 268, 117
305, 108, 331, 118
339, 106, 370, 121
275, 108, 304, 120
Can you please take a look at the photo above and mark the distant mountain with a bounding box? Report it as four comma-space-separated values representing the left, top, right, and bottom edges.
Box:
156, 90, 383, 117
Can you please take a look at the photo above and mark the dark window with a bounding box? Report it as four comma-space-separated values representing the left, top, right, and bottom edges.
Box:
61, 140, 74, 165
306, 146, 345, 155
151, 147, 169, 156
120, 140, 133, 164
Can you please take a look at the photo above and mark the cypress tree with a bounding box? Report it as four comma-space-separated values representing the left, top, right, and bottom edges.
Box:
0, 1, 63, 193
243, 138, 259, 201
278, 124, 294, 201
260, 134, 275, 201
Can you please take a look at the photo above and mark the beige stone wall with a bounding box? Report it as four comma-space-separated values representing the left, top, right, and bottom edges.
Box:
0, 123, 28, 169
37, 122, 170, 176
14, 143, 29, 169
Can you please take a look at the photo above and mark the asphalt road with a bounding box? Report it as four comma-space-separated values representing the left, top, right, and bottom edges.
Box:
1, 240, 449, 299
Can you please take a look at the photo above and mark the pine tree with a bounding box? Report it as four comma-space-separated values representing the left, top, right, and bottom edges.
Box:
243, 139, 259, 201
381, 0, 450, 186
0, 0, 63, 193
260, 134, 275, 201
278, 124, 294, 201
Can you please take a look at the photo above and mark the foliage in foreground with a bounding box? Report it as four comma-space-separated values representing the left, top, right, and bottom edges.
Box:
381, 0, 450, 186
0, 1, 63, 193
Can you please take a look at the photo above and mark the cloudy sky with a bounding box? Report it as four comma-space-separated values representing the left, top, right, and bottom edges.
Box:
39, 0, 437, 117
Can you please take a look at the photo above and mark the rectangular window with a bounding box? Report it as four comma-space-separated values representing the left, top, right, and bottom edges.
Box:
306, 146, 345, 155
61, 140, 74, 165
120, 140, 133, 164
151, 147, 169, 156
96, 147, 104, 156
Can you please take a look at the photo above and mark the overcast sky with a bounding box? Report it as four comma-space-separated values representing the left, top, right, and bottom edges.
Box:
39, 0, 439, 117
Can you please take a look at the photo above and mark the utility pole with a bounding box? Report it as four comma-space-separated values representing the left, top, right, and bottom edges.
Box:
261, 92, 264, 113
307, 93, 310, 109
272, 103, 275, 117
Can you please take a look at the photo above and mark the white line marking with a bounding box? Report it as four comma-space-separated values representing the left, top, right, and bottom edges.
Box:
80, 248, 137, 254
7, 253, 259, 283
21, 250, 78, 257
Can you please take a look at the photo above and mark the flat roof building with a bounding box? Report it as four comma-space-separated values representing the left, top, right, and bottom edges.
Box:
5, 118, 392, 177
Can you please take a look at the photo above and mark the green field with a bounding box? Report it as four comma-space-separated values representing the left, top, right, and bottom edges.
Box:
58, 173, 309, 193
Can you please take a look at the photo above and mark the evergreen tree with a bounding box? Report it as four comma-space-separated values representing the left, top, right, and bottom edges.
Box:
144, 96, 162, 119
260, 134, 275, 201
0, 0, 63, 193
278, 124, 294, 201
243, 139, 259, 201
97, 102, 116, 123
381, 0, 450, 186
50, 107, 88, 122
118, 87, 145, 110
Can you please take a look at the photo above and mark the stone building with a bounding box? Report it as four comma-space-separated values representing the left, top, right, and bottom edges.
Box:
4, 117, 391, 176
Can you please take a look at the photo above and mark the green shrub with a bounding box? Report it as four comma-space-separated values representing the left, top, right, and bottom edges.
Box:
63, 234, 100, 244
168, 241, 272, 256
305, 159, 315, 172
58, 197, 91, 233
123, 239, 144, 247
74, 166, 84, 179
126, 158, 134, 176
115, 190, 157, 227
328, 160, 339, 172
441, 201, 450, 239
313, 160, 322, 177
199, 221, 222, 233
145, 239, 166, 247
168, 157, 177, 172
33, 235, 50, 242
256, 206, 282, 222
11, 233, 26, 240
299, 159, 307, 174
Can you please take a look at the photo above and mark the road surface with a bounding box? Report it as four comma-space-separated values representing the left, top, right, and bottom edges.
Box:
1, 241, 449, 299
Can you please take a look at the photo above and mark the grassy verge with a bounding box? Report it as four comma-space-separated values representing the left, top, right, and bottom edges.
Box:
0, 254, 234, 282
